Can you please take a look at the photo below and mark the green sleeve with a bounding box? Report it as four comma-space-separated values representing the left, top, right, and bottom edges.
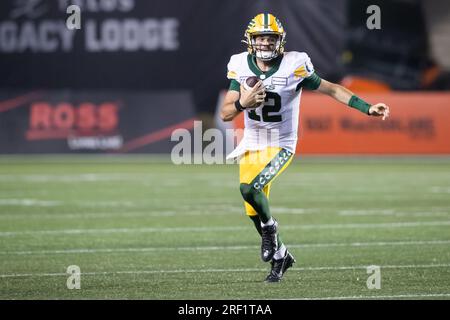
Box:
296, 72, 322, 91
229, 79, 240, 92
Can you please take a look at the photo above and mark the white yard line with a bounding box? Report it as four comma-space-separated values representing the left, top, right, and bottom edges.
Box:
286, 293, 450, 300
1, 240, 449, 255
0, 199, 137, 208
0, 199, 61, 207
0, 211, 225, 220
282, 221, 450, 230
1, 205, 448, 219
1, 220, 449, 237
338, 209, 450, 217
0, 174, 156, 183
430, 187, 450, 194
1, 263, 449, 279
0, 208, 317, 219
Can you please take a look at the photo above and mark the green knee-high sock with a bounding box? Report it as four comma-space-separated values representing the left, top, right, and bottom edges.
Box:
249, 215, 262, 236
249, 215, 284, 249
240, 184, 271, 223
277, 233, 283, 250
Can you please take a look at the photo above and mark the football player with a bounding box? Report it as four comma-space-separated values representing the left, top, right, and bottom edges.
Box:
220, 13, 390, 282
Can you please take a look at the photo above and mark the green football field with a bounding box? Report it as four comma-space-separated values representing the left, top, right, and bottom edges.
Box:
0, 156, 449, 300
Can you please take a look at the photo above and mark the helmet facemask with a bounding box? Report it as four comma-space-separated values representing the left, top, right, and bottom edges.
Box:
250, 34, 283, 61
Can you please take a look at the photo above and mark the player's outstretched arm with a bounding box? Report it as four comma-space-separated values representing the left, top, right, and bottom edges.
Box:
316, 79, 390, 120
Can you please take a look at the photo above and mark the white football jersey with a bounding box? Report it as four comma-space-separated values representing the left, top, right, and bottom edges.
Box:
226, 51, 315, 159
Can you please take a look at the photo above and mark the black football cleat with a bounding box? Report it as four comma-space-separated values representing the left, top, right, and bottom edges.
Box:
265, 251, 296, 283
261, 220, 278, 262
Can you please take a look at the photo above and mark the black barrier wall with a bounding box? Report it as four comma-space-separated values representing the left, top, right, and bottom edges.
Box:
0, 0, 346, 109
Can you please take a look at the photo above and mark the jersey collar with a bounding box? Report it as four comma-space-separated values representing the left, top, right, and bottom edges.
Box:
247, 54, 283, 80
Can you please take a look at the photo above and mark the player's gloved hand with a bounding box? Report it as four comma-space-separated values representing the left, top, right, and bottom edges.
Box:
239, 80, 266, 109
369, 103, 390, 120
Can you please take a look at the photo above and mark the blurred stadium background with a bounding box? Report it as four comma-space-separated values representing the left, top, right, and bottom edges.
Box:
0, 0, 449, 300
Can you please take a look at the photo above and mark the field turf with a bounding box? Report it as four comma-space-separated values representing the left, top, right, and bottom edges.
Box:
0, 156, 449, 300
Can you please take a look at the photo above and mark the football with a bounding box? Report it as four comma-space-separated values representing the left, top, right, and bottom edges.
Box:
243, 76, 264, 109
243, 76, 260, 90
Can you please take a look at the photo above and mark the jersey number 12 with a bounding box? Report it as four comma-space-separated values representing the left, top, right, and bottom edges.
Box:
248, 92, 282, 122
